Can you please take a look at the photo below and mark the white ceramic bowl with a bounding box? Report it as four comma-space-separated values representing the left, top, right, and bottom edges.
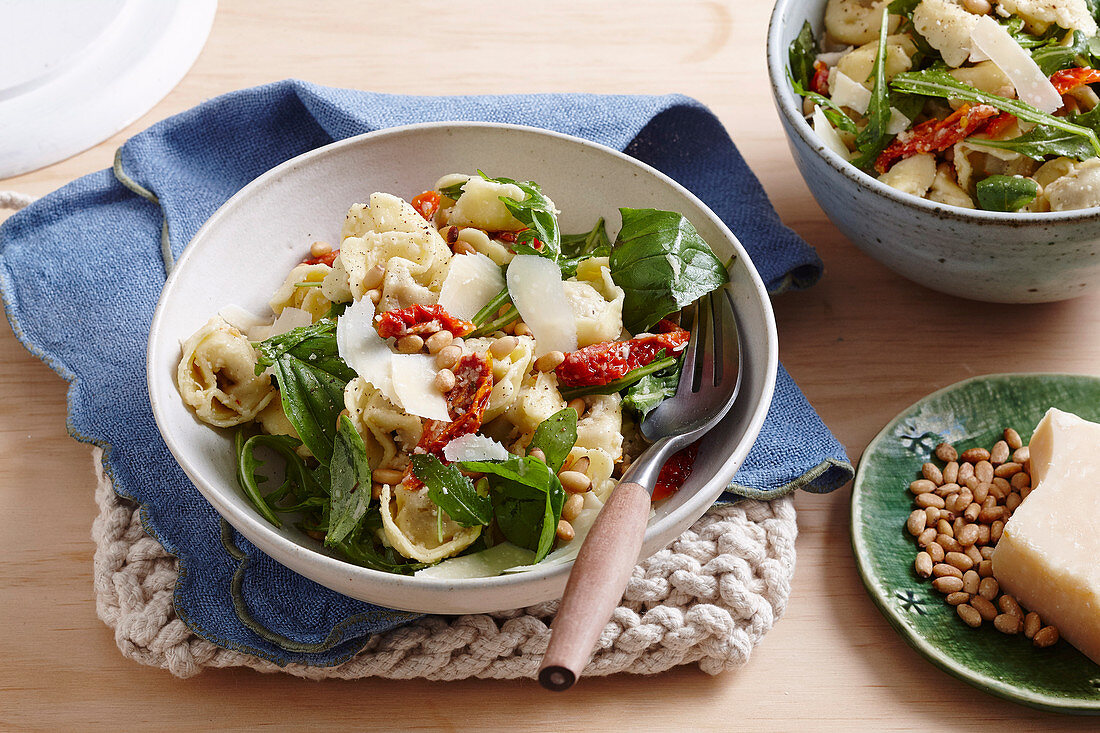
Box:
768, 0, 1100, 303
147, 122, 778, 614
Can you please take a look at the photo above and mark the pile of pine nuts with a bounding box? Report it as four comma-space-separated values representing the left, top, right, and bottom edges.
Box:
906, 429, 1060, 648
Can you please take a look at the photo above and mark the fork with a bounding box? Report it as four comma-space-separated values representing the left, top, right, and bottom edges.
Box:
538, 288, 742, 691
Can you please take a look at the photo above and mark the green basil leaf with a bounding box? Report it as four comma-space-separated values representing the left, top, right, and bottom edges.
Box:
975, 175, 1040, 212
331, 514, 430, 574
852, 11, 896, 169
559, 354, 679, 400
459, 456, 565, 561
480, 172, 561, 262
622, 360, 681, 420
235, 431, 326, 528
271, 355, 348, 465
412, 453, 493, 527
528, 408, 578, 471
890, 68, 1100, 157
325, 415, 373, 546
887, 0, 920, 18
788, 20, 817, 91
439, 181, 466, 200
254, 319, 356, 382
1031, 31, 1089, 75
609, 208, 728, 334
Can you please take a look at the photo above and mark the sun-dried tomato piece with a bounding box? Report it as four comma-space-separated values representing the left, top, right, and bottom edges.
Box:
980, 112, 1017, 140
875, 104, 1001, 174
651, 442, 699, 501
493, 229, 543, 251
417, 352, 495, 453
411, 190, 442, 221
303, 249, 339, 266
555, 320, 689, 388
1050, 67, 1100, 95
811, 60, 830, 96
375, 305, 474, 340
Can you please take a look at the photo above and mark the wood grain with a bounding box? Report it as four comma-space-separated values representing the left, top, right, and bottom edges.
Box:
1, 1, 1097, 730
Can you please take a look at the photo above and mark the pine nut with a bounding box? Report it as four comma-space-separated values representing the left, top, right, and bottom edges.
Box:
425, 329, 453, 354
962, 448, 990, 463
933, 576, 964, 594
965, 545, 983, 566
992, 476, 1012, 495
998, 594, 1024, 619
987, 481, 1007, 501
943, 461, 959, 484
946, 591, 971, 606
977, 524, 991, 545
562, 493, 584, 522
972, 482, 989, 503
1033, 626, 1060, 648
933, 563, 963, 579
922, 462, 944, 485
910, 479, 938, 495
925, 506, 940, 524
994, 461, 1023, 478
555, 519, 575, 542
957, 462, 975, 484
489, 335, 517, 359
935, 442, 958, 462
535, 351, 565, 372
435, 344, 462, 370
962, 570, 981, 595
952, 516, 967, 536
309, 240, 333, 257
937, 534, 961, 552
1004, 428, 1023, 450
936, 482, 960, 498
975, 460, 994, 484
1005, 492, 1022, 513
978, 577, 1000, 600
963, 0, 992, 15
454, 240, 477, 255
513, 321, 531, 337
567, 397, 586, 418
527, 447, 546, 462
970, 596, 998, 621
1020, 486, 1032, 500
937, 519, 953, 536
558, 470, 592, 494
915, 552, 933, 578
371, 482, 384, 500
372, 467, 405, 485
1013, 446, 1030, 464
927, 542, 945, 562
396, 334, 424, 353
362, 264, 386, 290
977, 560, 994, 578
569, 455, 590, 473
990, 440, 1010, 465
945, 492, 962, 513
945, 552, 974, 571
918, 528, 937, 547
994, 614, 1022, 635
956, 524, 979, 546
964, 502, 981, 523
979, 505, 1005, 523
367, 288, 382, 304
979, 545, 996, 560
1024, 612, 1041, 639
1011, 471, 1031, 489
965, 475, 983, 492
907, 510, 927, 536
433, 368, 456, 393
957, 604, 982, 627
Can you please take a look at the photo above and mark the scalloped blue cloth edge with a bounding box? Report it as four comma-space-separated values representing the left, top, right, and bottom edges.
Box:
0, 80, 852, 667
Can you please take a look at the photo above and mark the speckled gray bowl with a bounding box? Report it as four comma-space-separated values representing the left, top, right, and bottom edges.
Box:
767, 0, 1100, 303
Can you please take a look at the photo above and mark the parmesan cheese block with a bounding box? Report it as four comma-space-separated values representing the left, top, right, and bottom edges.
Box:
992, 408, 1100, 664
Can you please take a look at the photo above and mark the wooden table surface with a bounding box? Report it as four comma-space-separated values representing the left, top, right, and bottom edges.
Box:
2, 2, 1097, 730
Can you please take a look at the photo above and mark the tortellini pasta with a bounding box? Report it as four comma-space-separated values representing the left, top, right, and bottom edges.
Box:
1044, 159, 1100, 211
576, 394, 624, 462
878, 153, 937, 198
997, 0, 1097, 36
464, 335, 536, 423
177, 317, 275, 427
344, 378, 424, 471
563, 257, 625, 346
379, 483, 481, 563
833, 34, 915, 91
269, 263, 333, 321
824, 0, 893, 46
437, 174, 529, 231
913, 0, 980, 68
508, 370, 569, 435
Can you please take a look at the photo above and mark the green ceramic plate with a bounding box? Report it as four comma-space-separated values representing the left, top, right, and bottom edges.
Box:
852, 373, 1100, 715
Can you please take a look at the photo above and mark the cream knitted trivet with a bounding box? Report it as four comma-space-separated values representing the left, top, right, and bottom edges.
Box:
91, 448, 797, 680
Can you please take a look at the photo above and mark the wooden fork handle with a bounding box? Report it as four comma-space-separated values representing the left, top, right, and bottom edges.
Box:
538, 481, 651, 691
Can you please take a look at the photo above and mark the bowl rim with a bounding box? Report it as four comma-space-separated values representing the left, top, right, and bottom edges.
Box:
766, 0, 1100, 225
146, 120, 779, 607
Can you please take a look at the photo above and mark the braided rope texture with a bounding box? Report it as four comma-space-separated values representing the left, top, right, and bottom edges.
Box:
0, 191, 36, 211
91, 447, 797, 680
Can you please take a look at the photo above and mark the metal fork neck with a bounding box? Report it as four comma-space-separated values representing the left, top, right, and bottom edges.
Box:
618, 436, 680, 495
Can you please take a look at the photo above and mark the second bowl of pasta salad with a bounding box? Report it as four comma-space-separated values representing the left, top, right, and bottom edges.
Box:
148, 122, 779, 614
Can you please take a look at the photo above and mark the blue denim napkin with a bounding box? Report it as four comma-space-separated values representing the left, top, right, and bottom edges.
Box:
0, 80, 851, 667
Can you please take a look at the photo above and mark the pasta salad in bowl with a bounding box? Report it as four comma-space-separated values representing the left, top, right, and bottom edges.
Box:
148, 123, 778, 613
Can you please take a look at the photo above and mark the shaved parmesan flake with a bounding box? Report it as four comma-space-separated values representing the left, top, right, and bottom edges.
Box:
416, 542, 536, 579
391, 354, 451, 421
336, 296, 398, 404
219, 304, 268, 333
832, 70, 872, 115
443, 433, 511, 462
971, 15, 1062, 114
437, 252, 504, 320
887, 107, 911, 135
249, 306, 311, 341
812, 105, 850, 160
506, 254, 577, 357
